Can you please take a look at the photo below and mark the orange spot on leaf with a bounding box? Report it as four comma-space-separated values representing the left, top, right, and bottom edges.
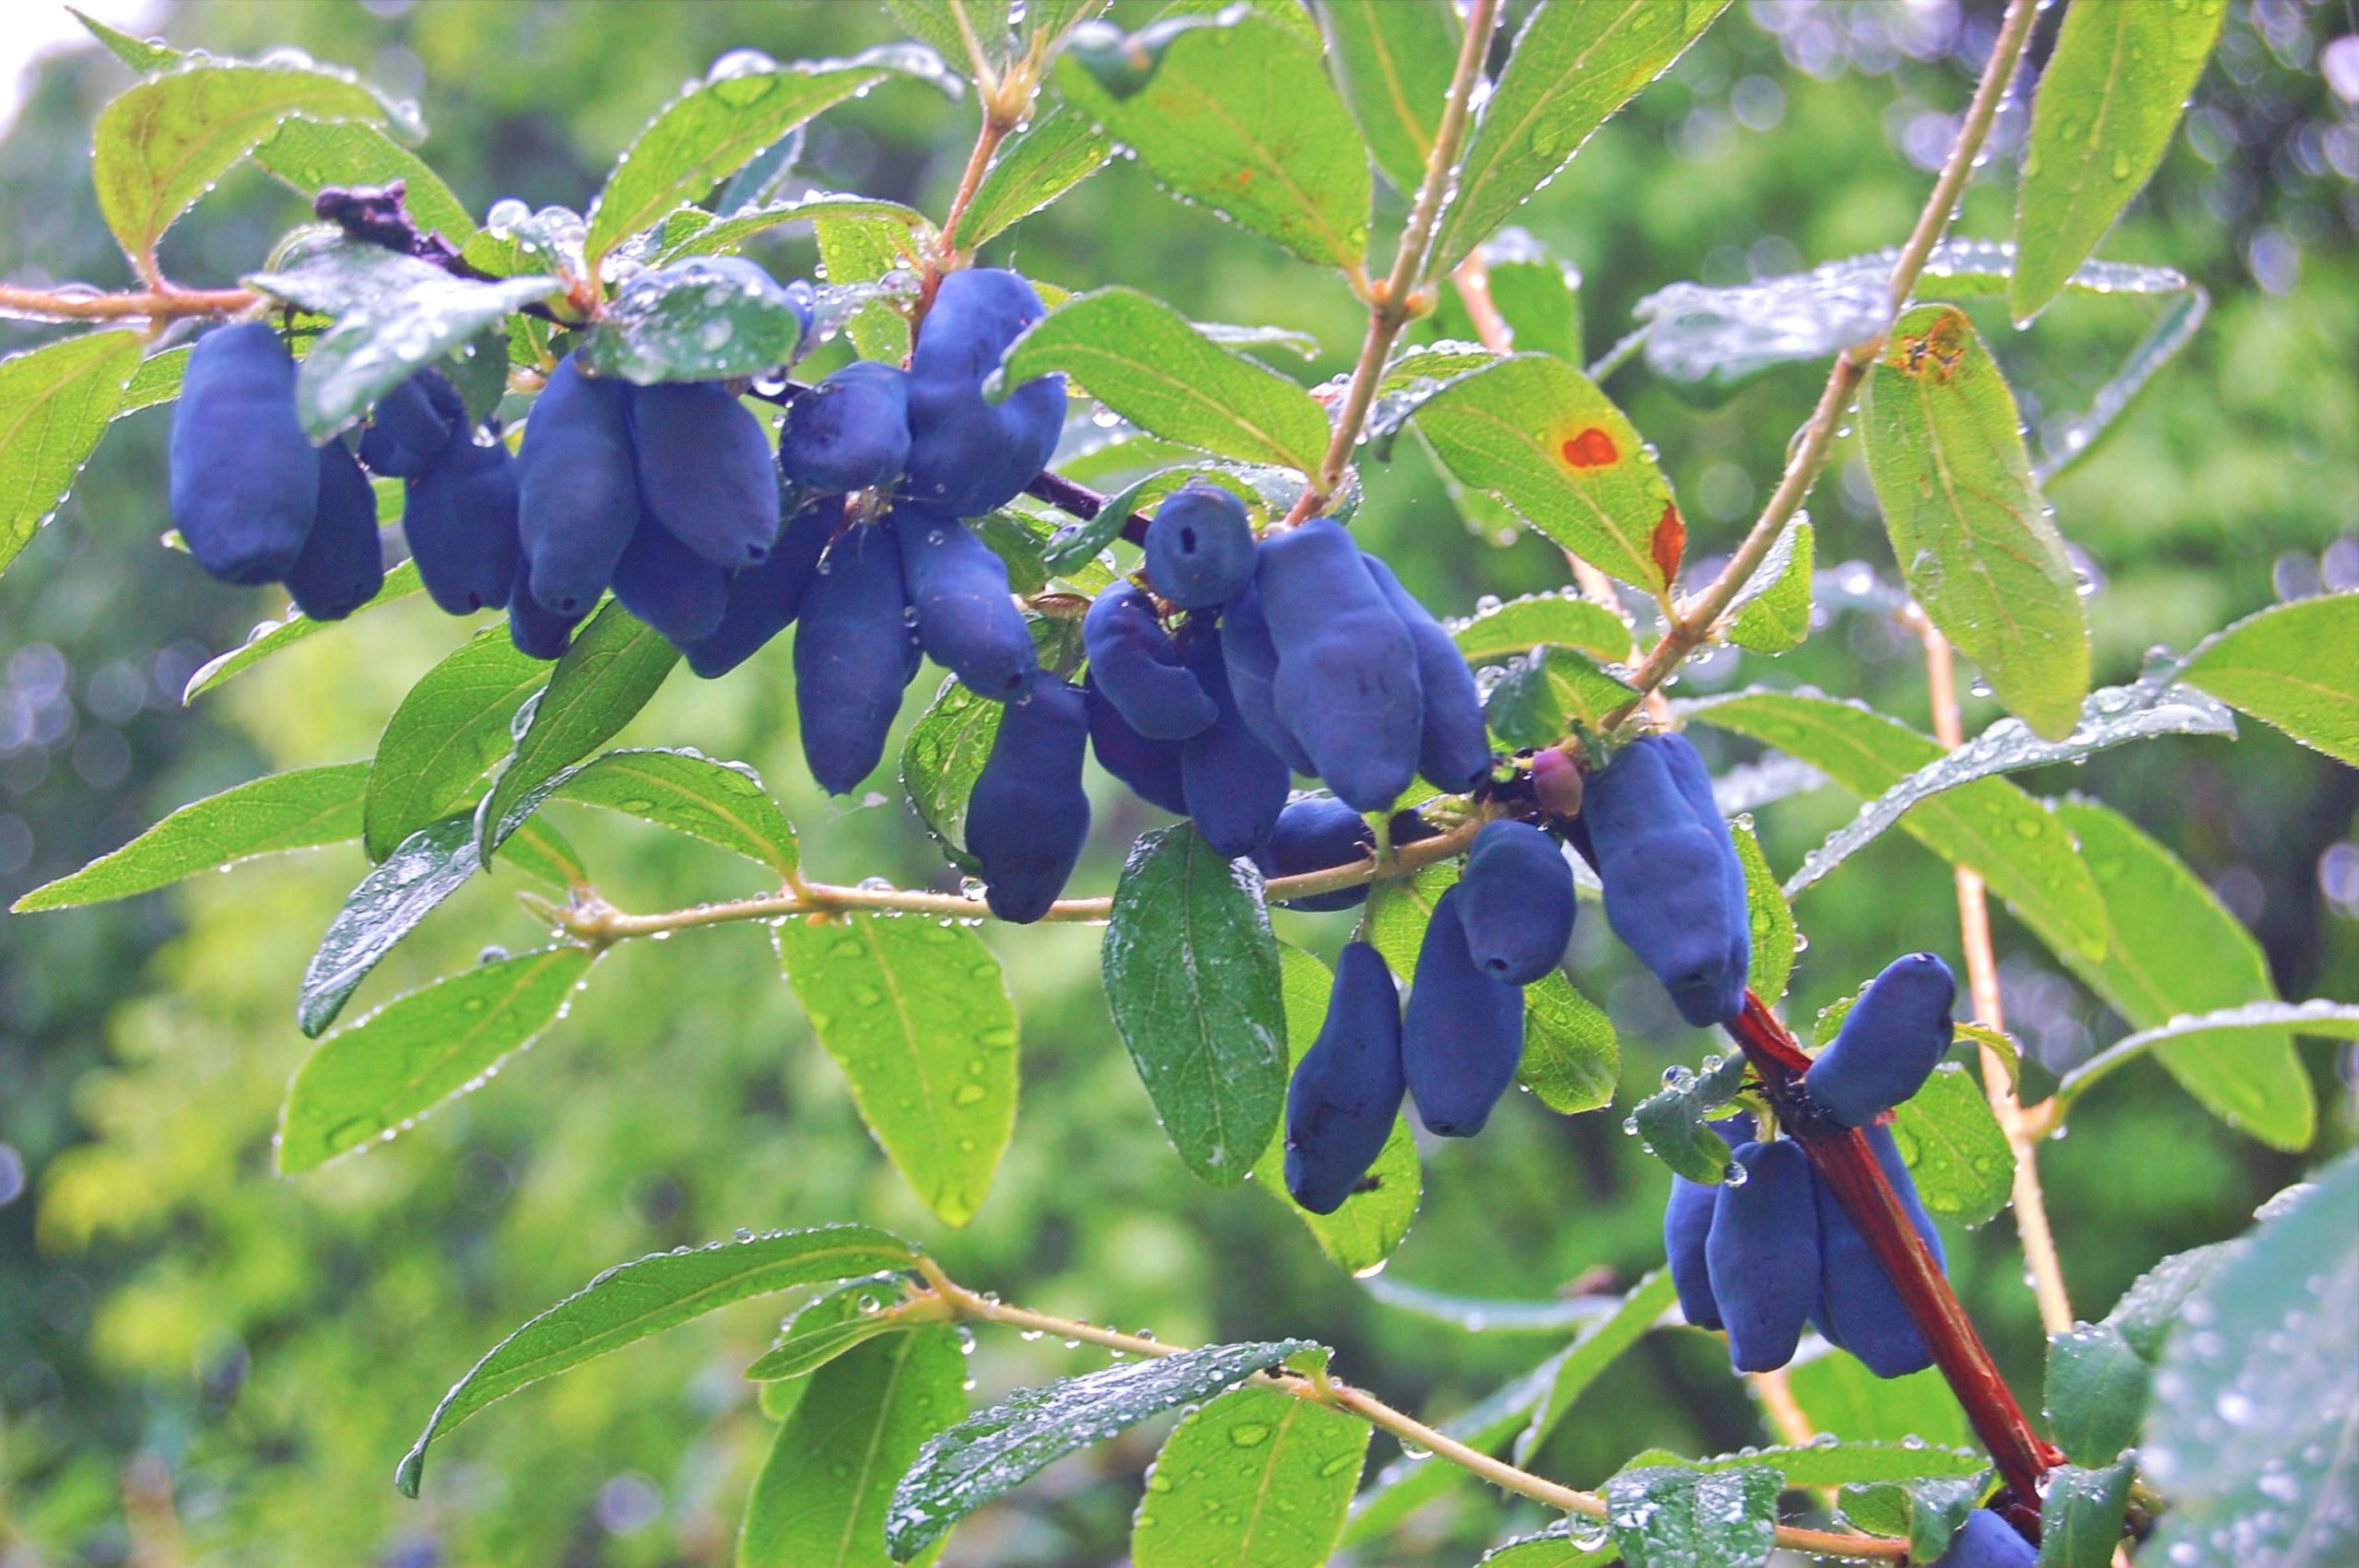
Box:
1650, 502, 1685, 585
1560, 427, 1619, 470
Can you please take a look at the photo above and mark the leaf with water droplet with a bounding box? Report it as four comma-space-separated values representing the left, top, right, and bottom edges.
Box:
492, 745, 798, 879
1451, 589, 1631, 668
2045, 1319, 2149, 1468
1887, 1064, 2013, 1226
1728, 519, 1813, 657
2177, 592, 2359, 768
0, 330, 143, 579
1731, 817, 1795, 1005
1132, 1382, 1367, 1568
363, 627, 550, 862
1604, 1459, 1779, 1568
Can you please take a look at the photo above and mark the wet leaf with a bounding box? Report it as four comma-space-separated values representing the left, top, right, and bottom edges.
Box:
776, 914, 1017, 1229
1476, 1523, 1617, 1567
1514, 1269, 1680, 1464
1727, 519, 1813, 656
298, 814, 479, 1037
181, 560, 427, 700
1783, 1347, 1972, 1450
252, 119, 474, 240
1731, 818, 1794, 1004
1836, 1475, 1982, 1562
1481, 228, 1585, 363
1131, 1383, 1368, 1568
0, 330, 143, 577
363, 628, 549, 860
498, 747, 797, 878
2057, 1000, 2359, 1130
1887, 1064, 2013, 1226
1318, 0, 1460, 194
1520, 971, 1618, 1115
2036, 1461, 2133, 1568
1485, 646, 1637, 748
396, 1225, 921, 1497
899, 677, 1003, 874
2104, 1241, 2234, 1363
959, 102, 1113, 245
1451, 591, 1631, 666
886, 1339, 1315, 1560
1663, 1439, 1982, 1489
654, 193, 931, 262
744, 1275, 930, 1384
2178, 592, 2359, 766
1603, 1460, 1778, 1568
2046, 1320, 2149, 1468
1632, 1053, 1750, 1187
816, 212, 919, 362
72, 6, 181, 73
573, 257, 810, 383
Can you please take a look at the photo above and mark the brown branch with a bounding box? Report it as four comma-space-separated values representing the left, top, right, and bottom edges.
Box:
0, 282, 256, 324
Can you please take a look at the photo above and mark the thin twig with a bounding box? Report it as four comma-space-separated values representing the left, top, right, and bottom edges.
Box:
0, 282, 257, 324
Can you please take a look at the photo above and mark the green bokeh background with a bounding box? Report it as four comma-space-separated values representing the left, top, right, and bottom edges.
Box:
1, 1, 2352, 1562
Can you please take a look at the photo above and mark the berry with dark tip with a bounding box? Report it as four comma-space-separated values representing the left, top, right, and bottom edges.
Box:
793, 518, 921, 795
1086, 673, 1190, 815
903, 268, 1066, 517
358, 369, 461, 478
609, 518, 729, 645
777, 360, 910, 495
404, 430, 521, 617
1253, 797, 1375, 911
1215, 582, 1316, 775
896, 509, 1036, 698
967, 671, 1092, 923
1257, 517, 1424, 811
170, 322, 319, 585
1705, 1139, 1821, 1373
1285, 941, 1405, 1215
517, 355, 640, 616
507, 556, 584, 661
678, 497, 838, 680
1361, 552, 1493, 794
1144, 482, 1255, 609
1458, 820, 1577, 985
1813, 1124, 1944, 1378
1082, 584, 1216, 740
1804, 953, 1957, 1129
628, 380, 782, 568
1175, 627, 1290, 860
1402, 885, 1525, 1138
284, 439, 384, 622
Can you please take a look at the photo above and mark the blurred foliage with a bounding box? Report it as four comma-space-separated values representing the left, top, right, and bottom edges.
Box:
0, 1, 2352, 1563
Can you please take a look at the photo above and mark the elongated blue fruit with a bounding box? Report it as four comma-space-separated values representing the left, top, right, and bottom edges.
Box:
628, 380, 782, 568
170, 322, 319, 584
507, 557, 583, 661
1086, 674, 1190, 814
1813, 1125, 1943, 1377
1252, 797, 1374, 911
357, 369, 460, 478
896, 509, 1035, 697
1664, 1112, 1757, 1331
404, 431, 521, 616
1144, 482, 1255, 609
777, 360, 910, 494
1082, 585, 1215, 740
1402, 886, 1525, 1137
1257, 518, 1423, 811
1805, 953, 1957, 1128
1285, 941, 1405, 1214
517, 355, 640, 616
1659, 731, 1753, 1011
1176, 627, 1290, 859
1216, 583, 1315, 774
1579, 734, 1749, 1027
1931, 1514, 2036, 1567
285, 440, 384, 621
679, 497, 839, 679
904, 268, 1066, 516
1458, 820, 1577, 985
1705, 1139, 1821, 1373
609, 518, 729, 644
1361, 553, 1493, 794
793, 518, 920, 795
968, 672, 1091, 922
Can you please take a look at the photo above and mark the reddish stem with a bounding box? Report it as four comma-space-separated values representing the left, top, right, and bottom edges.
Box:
1722, 990, 2062, 1521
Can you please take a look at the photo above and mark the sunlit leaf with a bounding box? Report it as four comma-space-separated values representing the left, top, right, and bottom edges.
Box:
181, 560, 427, 700
1318, 0, 1459, 194
959, 102, 1112, 245
1887, 1064, 2013, 1226
572, 257, 811, 383
497, 748, 798, 879
2178, 593, 2359, 767
1731, 818, 1794, 1003
0, 330, 143, 577
299, 814, 479, 1037
1132, 1382, 1367, 1568
1451, 591, 1631, 666
252, 119, 475, 240
1520, 972, 1618, 1115
363, 628, 549, 861
1728, 519, 1813, 656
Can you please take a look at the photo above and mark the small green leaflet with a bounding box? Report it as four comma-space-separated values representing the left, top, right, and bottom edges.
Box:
739, 1325, 968, 1568
1412, 355, 1674, 591
1513, 1269, 1680, 1465
656, 193, 932, 263
1728, 519, 1813, 656
71, 6, 180, 73
1632, 1053, 1749, 1187
744, 1274, 924, 1384
1731, 818, 1795, 1003
2045, 1320, 2149, 1468
1481, 228, 1586, 364
573, 260, 811, 384
900, 677, 1003, 873
118, 343, 190, 417
1132, 1382, 1368, 1568
2012, 0, 2228, 322
1057, 9, 1370, 273
298, 814, 479, 1037
1365, 858, 1457, 977
1100, 825, 1288, 1188
958, 102, 1113, 246
1520, 971, 1618, 1115
364, 628, 549, 860
776, 914, 1017, 1229
1860, 305, 2088, 741
397, 1224, 921, 1497
1604, 1461, 1778, 1568
816, 214, 918, 361
1451, 591, 1631, 666
276, 946, 594, 1174
2179, 592, 2359, 766
2035, 1462, 2133, 1568
1317, 0, 1459, 194
252, 119, 475, 241
885, 1339, 1315, 1561
1476, 1523, 1617, 1568
1837, 1475, 1982, 1562
997, 288, 1330, 474
1485, 645, 1638, 746
0, 330, 143, 577
1887, 1064, 2014, 1227
13, 761, 368, 913
1782, 1346, 1973, 1450
182, 559, 428, 700
2057, 1000, 2359, 1129
496, 748, 799, 880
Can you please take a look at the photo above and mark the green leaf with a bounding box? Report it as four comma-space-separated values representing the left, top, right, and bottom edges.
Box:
2059, 1000, 2359, 1131
1452, 591, 1631, 665
1731, 818, 1795, 1004
577, 260, 816, 384
1679, 689, 2107, 963
1669, 1439, 1983, 1489
478, 602, 678, 860
2012, 0, 2227, 322
1782, 1346, 1973, 1450
1728, 519, 1813, 656
1434, 0, 1731, 274
2048, 798, 2313, 1149
1363, 857, 1457, 978
740, 1324, 968, 1568
2144, 1153, 2358, 1568
1783, 679, 2236, 901
656, 193, 932, 263
1837, 1476, 1982, 1562
1038, 461, 1281, 576
585, 47, 939, 266
2178, 593, 2359, 766
181, 560, 426, 700
997, 288, 1328, 474
12, 761, 367, 913
363, 628, 549, 861
885, 0, 999, 75
816, 215, 918, 362
886, 1339, 1314, 1561
1412, 355, 1674, 591
960, 102, 1113, 245
1132, 1383, 1368, 1568
1317, 0, 1459, 194
72, 7, 181, 73
1632, 1053, 1750, 1186
117, 343, 190, 416
899, 677, 1003, 875
397, 1225, 921, 1498
1483, 229, 1586, 364
1057, 10, 1370, 272
1887, 1064, 2013, 1226
276, 946, 593, 1174
252, 119, 475, 240
93, 62, 398, 264
1100, 825, 1288, 1187
1485, 646, 1638, 748
498, 748, 798, 880
1477, 1524, 1617, 1568
775, 915, 1017, 1228
1514, 1269, 1680, 1464
0, 331, 143, 576
1252, 945, 1420, 1275
1860, 305, 2089, 740
501, 814, 589, 893
2103, 1242, 2234, 1363
1520, 971, 1618, 1115
2045, 1320, 2149, 1468
1604, 1461, 1778, 1568
299, 815, 479, 1037
2035, 1461, 2132, 1568
1360, 1277, 1632, 1335
744, 1274, 922, 1384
